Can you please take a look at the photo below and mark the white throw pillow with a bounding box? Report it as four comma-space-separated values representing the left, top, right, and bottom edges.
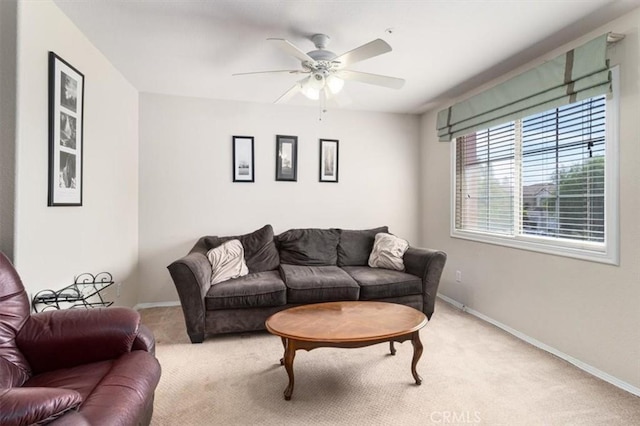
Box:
368, 233, 409, 271
207, 239, 249, 285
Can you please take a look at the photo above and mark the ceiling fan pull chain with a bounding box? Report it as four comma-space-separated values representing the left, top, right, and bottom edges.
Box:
319, 89, 329, 121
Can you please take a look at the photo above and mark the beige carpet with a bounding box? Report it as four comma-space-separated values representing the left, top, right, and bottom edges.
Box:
139, 300, 640, 425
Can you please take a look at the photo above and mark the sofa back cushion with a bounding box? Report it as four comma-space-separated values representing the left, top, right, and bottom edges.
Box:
337, 226, 389, 266
276, 228, 340, 266
193, 225, 280, 273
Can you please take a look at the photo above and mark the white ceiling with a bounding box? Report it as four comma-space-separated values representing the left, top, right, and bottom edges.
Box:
53, 0, 640, 114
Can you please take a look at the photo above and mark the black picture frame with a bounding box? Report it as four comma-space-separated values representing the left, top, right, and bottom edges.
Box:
48, 52, 85, 206
319, 139, 339, 183
275, 135, 298, 181
232, 136, 255, 182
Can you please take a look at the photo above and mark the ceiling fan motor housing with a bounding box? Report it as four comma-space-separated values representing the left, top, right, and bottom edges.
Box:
306, 33, 338, 69
311, 33, 330, 49
307, 50, 337, 61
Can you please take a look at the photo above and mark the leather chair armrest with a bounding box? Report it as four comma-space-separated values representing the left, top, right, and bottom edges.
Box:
0, 387, 82, 425
404, 247, 447, 320
16, 307, 140, 374
132, 323, 156, 355
167, 252, 211, 343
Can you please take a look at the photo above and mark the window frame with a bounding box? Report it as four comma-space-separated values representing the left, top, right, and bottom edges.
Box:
450, 67, 619, 265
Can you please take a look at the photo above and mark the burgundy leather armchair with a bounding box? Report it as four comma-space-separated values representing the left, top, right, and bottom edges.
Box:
0, 253, 161, 425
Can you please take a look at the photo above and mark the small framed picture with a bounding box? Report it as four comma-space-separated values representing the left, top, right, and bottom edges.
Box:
319, 139, 339, 183
276, 135, 298, 181
48, 52, 84, 206
232, 136, 255, 182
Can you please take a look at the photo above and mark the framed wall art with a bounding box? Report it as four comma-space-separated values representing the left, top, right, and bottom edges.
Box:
319, 139, 339, 182
48, 52, 85, 206
232, 136, 255, 182
275, 135, 298, 181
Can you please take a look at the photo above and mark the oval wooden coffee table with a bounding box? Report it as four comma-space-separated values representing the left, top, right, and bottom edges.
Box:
265, 301, 428, 400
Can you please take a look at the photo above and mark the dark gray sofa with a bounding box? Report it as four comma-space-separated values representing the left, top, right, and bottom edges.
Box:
167, 225, 447, 343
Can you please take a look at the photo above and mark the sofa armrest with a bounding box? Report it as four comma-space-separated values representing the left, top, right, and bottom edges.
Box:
0, 387, 83, 425
16, 307, 140, 374
132, 323, 156, 355
167, 252, 212, 343
404, 247, 447, 320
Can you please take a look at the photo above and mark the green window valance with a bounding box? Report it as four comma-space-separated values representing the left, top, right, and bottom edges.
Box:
437, 34, 611, 142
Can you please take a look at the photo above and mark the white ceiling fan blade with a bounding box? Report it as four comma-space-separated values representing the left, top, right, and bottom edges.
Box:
336, 70, 405, 89
274, 80, 304, 104
232, 70, 303, 76
333, 39, 392, 67
268, 38, 315, 63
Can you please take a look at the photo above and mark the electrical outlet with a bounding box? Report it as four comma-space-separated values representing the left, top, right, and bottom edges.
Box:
116, 282, 122, 298
455, 270, 462, 283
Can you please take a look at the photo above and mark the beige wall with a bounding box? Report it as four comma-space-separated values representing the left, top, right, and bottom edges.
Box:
420, 11, 640, 390
14, 0, 140, 306
138, 93, 421, 303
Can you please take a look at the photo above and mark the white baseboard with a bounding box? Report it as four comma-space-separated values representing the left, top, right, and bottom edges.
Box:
134, 300, 181, 311
436, 294, 640, 397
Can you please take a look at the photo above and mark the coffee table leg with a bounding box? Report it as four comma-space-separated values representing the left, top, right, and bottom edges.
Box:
389, 341, 396, 355
279, 337, 287, 365
411, 331, 423, 385
283, 340, 296, 400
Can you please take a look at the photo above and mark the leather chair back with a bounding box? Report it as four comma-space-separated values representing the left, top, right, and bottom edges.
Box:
0, 253, 32, 388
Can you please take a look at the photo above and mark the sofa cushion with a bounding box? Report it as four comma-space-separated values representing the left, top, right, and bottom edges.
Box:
205, 271, 287, 310
337, 226, 389, 266
342, 266, 422, 300
207, 239, 249, 284
0, 387, 82, 426
24, 351, 160, 425
368, 233, 409, 271
280, 264, 359, 303
276, 228, 340, 266
201, 225, 280, 273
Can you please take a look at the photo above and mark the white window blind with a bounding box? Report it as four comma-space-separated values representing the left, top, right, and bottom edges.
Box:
521, 96, 605, 242
453, 89, 616, 264
455, 123, 515, 235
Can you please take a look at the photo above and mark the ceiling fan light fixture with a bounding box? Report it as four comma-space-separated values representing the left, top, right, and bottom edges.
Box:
301, 83, 320, 100
326, 75, 344, 95
309, 72, 325, 90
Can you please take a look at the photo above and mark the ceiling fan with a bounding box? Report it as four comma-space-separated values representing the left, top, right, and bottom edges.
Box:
233, 34, 405, 104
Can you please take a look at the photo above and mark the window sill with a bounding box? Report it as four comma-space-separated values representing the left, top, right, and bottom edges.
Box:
451, 230, 619, 265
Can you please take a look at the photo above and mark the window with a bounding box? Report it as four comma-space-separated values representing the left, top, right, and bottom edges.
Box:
452, 69, 618, 264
